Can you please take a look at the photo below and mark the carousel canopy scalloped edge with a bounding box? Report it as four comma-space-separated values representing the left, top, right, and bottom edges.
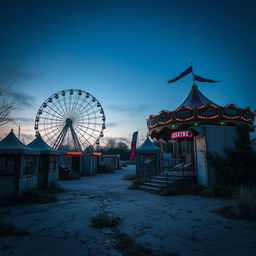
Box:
147, 103, 255, 132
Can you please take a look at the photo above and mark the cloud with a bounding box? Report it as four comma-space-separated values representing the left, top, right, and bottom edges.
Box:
7, 91, 36, 108
100, 136, 130, 146
0, 66, 38, 85
106, 122, 118, 127
13, 117, 35, 124
20, 133, 35, 144
108, 104, 149, 114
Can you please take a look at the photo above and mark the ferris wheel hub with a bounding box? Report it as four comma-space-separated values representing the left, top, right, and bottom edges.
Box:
66, 118, 73, 126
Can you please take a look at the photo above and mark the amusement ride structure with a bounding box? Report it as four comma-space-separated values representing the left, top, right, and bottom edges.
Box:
147, 83, 255, 142
34, 89, 106, 151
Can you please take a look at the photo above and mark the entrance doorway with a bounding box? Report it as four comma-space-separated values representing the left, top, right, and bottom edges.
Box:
194, 135, 208, 186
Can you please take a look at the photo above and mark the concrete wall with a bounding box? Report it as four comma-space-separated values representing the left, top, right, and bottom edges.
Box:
81, 155, 98, 175
194, 125, 239, 185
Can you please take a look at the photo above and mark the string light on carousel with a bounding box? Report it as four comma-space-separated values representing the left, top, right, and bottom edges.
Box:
146, 64, 255, 186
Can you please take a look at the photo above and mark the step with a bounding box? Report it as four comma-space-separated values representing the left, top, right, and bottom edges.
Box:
150, 178, 180, 185
138, 185, 162, 192
143, 182, 168, 188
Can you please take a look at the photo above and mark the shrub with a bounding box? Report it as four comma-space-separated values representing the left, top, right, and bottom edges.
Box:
207, 127, 256, 188
90, 213, 123, 228
217, 187, 256, 221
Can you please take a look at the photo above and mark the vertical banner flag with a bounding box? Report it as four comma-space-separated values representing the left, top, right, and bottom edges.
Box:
129, 131, 138, 159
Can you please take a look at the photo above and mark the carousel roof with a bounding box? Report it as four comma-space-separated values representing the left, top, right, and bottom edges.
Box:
179, 84, 217, 108
137, 137, 160, 151
147, 83, 255, 140
27, 133, 55, 152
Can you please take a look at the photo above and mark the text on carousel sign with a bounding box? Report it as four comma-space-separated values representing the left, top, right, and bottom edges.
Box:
171, 130, 193, 139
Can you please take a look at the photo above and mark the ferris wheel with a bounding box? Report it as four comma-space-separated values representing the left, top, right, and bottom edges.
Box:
34, 89, 106, 151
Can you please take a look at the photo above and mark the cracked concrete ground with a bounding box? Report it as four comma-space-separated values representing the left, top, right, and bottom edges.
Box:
1, 165, 256, 256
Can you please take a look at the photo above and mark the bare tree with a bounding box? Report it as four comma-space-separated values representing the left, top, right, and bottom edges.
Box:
0, 87, 15, 126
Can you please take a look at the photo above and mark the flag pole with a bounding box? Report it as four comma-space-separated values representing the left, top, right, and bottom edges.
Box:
191, 62, 195, 83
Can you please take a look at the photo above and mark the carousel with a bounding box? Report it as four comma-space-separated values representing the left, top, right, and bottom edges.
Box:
147, 83, 254, 186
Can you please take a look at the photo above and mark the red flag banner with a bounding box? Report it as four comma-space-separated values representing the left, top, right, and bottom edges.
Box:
129, 131, 138, 159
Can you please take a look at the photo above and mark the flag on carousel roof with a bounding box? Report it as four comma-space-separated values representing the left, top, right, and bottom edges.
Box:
194, 74, 221, 83
168, 66, 192, 83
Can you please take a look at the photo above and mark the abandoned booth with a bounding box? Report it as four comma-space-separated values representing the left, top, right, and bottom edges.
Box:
28, 133, 60, 189
0, 130, 39, 198
147, 84, 255, 186
136, 137, 161, 180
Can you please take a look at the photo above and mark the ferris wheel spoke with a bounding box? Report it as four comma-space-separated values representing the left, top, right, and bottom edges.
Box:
74, 126, 93, 146
76, 123, 101, 133
38, 116, 63, 122
52, 124, 69, 149
76, 121, 103, 126
44, 104, 65, 118
43, 123, 64, 132
72, 95, 86, 117
75, 125, 98, 140
70, 93, 79, 115
45, 125, 63, 143
63, 94, 69, 115
81, 103, 98, 116
44, 111, 64, 121
56, 98, 68, 116
51, 100, 66, 117
69, 124, 82, 151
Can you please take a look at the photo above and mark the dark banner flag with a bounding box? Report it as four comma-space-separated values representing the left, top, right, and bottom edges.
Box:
194, 74, 221, 83
168, 66, 192, 83
129, 131, 138, 159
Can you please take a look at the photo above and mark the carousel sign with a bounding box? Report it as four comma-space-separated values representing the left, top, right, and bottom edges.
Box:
171, 130, 193, 139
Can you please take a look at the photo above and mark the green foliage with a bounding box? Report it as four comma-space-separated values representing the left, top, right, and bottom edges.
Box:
90, 213, 123, 228
207, 126, 256, 188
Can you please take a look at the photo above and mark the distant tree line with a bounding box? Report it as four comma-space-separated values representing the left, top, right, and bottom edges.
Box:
97, 139, 130, 160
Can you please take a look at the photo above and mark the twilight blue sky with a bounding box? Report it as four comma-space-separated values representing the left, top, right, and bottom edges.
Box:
0, 0, 255, 144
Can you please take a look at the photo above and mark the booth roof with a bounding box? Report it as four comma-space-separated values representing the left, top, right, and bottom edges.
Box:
179, 84, 217, 108
0, 130, 30, 150
28, 133, 60, 154
137, 137, 160, 151
28, 133, 53, 151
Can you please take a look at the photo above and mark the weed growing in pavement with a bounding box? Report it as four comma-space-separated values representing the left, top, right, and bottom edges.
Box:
90, 213, 123, 228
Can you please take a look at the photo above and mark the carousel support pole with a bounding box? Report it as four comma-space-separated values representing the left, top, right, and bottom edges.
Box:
159, 139, 164, 175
